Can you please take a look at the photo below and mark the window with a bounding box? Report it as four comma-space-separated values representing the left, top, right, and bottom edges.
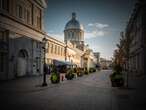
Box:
0, 0, 2, 9
1, 0, 9, 12
36, 42, 40, 49
19, 6, 22, 18
26, 10, 30, 24
61, 48, 63, 56
47, 43, 49, 53
51, 43, 53, 53
36, 8, 41, 29
37, 16, 41, 29
58, 46, 60, 55
0, 31, 7, 42
17, 5, 22, 18
55, 45, 57, 54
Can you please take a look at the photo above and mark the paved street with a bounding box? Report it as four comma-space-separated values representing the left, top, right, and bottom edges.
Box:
0, 70, 145, 110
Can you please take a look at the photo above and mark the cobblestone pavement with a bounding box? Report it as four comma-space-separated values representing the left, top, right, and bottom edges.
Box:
0, 70, 145, 110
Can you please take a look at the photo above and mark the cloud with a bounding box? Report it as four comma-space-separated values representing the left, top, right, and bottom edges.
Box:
84, 30, 105, 39
85, 22, 109, 39
88, 23, 109, 29
88, 23, 94, 26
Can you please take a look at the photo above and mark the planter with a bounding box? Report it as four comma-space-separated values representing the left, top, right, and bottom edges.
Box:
111, 80, 124, 87
65, 73, 74, 80
50, 73, 60, 84
110, 72, 124, 87
84, 71, 89, 75
89, 68, 96, 73
77, 72, 83, 77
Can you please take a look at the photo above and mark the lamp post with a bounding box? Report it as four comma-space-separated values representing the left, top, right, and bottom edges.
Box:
65, 40, 67, 61
42, 37, 48, 86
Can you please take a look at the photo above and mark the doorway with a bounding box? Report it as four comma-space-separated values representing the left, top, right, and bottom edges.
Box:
16, 49, 28, 77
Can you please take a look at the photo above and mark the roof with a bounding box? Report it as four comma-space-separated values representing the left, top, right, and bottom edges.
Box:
53, 59, 76, 66
65, 13, 84, 30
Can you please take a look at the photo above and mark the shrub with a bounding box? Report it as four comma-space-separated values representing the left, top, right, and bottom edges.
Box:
110, 72, 124, 87
73, 68, 77, 73
110, 73, 123, 81
76, 67, 84, 77
84, 67, 88, 75
50, 64, 57, 73
65, 69, 74, 80
89, 68, 96, 73
84, 70, 88, 75
113, 64, 122, 73
50, 73, 60, 84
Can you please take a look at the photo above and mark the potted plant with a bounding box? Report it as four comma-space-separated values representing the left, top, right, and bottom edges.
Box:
110, 65, 124, 87
76, 68, 83, 77
50, 65, 60, 84
50, 73, 60, 84
65, 69, 74, 80
110, 72, 124, 87
84, 67, 89, 75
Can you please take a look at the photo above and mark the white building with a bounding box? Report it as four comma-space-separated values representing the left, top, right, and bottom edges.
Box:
0, 0, 47, 80
64, 13, 97, 70
45, 35, 66, 65
64, 12, 84, 51
100, 58, 112, 69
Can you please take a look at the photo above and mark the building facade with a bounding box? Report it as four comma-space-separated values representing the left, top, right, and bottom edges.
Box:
64, 12, 84, 51
82, 47, 97, 70
64, 12, 97, 70
45, 36, 84, 68
94, 52, 100, 65
0, 0, 47, 80
45, 35, 65, 65
100, 58, 112, 69
125, 0, 146, 77
66, 41, 84, 67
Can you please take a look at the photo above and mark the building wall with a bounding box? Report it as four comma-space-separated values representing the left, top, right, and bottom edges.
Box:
45, 36, 65, 65
0, 0, 46, 80
126, 0, 146, 76
45, 37, 85, 68
82, 49, 97, 70
64, 29, 84, 51
0, 29, 9, 80
94, 52, 100, 65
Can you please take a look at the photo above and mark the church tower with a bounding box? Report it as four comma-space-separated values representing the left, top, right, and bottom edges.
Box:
64, 12, 84, 51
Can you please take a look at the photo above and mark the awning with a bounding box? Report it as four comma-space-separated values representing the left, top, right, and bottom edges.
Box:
53, 59, 76, 66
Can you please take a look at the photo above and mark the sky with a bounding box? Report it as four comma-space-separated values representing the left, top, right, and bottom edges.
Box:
44, 0, 136, 60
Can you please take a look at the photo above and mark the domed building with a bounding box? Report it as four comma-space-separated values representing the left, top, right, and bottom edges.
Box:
64, 12, 84, 51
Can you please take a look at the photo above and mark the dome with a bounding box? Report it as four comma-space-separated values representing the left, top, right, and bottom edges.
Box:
65, 13, 84, 30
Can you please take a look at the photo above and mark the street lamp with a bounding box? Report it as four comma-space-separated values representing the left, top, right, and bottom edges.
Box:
42, 36, 48, 86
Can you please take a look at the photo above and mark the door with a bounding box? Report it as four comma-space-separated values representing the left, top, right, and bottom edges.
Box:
17, 57, 27, 77
16, 49, 28, 77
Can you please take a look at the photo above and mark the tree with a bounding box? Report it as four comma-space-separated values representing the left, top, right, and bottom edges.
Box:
113, 31, 133, 87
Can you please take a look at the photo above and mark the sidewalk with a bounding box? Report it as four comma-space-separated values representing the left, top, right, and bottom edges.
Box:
128, 75, 146, 110
112, 75, 146, 110
0, 75, 67, 94
0, 72, 96, 94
